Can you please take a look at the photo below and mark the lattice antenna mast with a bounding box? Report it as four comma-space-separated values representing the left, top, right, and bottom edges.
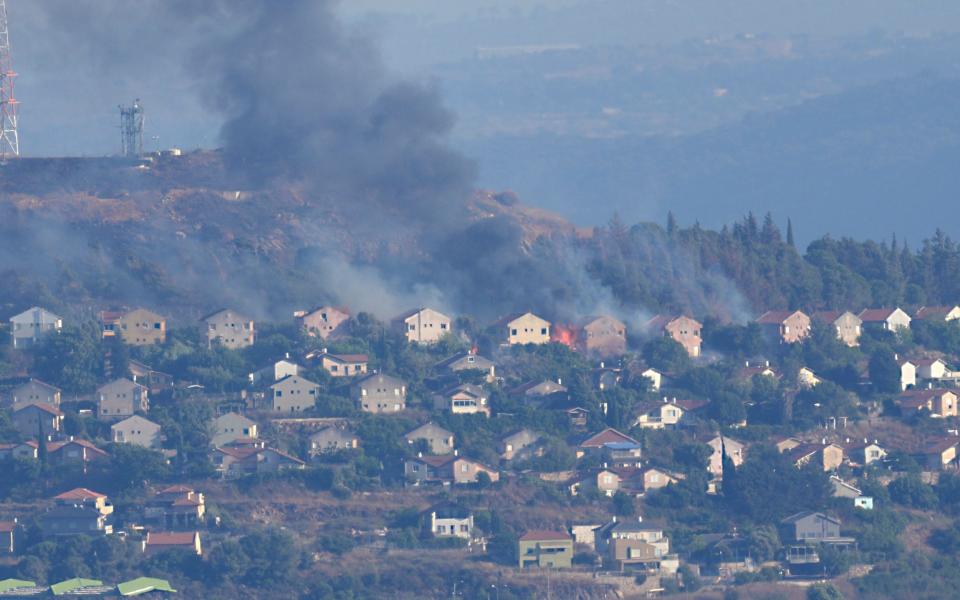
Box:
119, 99, 144, 157
0, 0, 20, 158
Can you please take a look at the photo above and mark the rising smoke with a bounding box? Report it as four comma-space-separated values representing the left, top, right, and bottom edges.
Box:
1, 0, 749, 327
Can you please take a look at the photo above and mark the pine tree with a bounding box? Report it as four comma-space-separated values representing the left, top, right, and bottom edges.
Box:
666, 211, 677, 237
37, 414, 48, 474
786, 218, 795, 248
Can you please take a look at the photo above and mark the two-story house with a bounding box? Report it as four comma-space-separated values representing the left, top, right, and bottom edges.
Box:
11, 403, 62, 438
518, 530, 573, 569
434, 350, 496, 382
269, 375, 319, 413
405, 423, 455, 455
111, 415, 162, 448
212, 412, 258, 448
404, 454, 499, 485
41, 488, 113, 537
579, 315, 628, 358
248, 359, 301, 386
309, 426, 358, 455
814, 311, 862, 347
295, 306, 350, 339
595, 519, 675, 573
353, 373, 406, 413
706, 435, 745, 479
898, 389, 958, 418
645, 314, 703, 357
496, 312, 551, 346
756, 310, 811, 344
393, 308, 452, 344
100, 308, 166, 346
859, 307, 912, 333
435, 383, 490, 416
97, 378, 149, 421
145, 485, 205, 529
10, 379, 61, 410
202, 309, 255, 349
9, 307, 62, 349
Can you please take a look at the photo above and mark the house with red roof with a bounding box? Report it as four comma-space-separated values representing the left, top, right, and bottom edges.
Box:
47, 439, 110, 470
212, 446, 305, 478
859, 307, 911, 332
146, 486, 206, 529
898, 389, 958, 418
143, 531, 202, 556
295, 305, 351, 340
579, 428, 639, 450
913, 305, 960, 323
309, 350, 369, 378
756, 310, 811, 344
0, 519, 17, 554
42, 488, 113, 537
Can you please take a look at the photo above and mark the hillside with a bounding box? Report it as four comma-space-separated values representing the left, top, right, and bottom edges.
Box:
0, 152, 577, 320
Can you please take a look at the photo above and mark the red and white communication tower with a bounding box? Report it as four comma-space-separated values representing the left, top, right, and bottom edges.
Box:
0, 0, 19, 158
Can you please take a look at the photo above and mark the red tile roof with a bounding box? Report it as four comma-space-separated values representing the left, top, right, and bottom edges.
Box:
159, 485, 194, 494
54, 488, 106, 501
923, 438, 960, 454
579, 428, 639, 448
519, 530, 570, 542
326, 354, 368, 363
15, 402, 62, 417
0, 521, 16, 533
914, 306, 958, 321
858, 308, 900, 322
756, 310, 804, 324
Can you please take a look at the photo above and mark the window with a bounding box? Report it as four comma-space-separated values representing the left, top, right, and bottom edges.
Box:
511, 328, 518, 336
440, 323, 448, 330
540, 328, 547, 335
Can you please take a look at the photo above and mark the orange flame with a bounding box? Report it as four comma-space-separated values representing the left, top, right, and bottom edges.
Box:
552, 323, 579, 349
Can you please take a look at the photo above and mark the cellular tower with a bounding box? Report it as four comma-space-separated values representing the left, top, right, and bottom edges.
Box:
0, 0, 18, 158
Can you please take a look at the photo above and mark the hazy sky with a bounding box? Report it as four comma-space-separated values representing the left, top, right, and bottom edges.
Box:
9, 1, 960, 156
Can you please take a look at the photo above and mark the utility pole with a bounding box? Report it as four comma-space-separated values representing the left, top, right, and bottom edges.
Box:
0, 0, 19, 158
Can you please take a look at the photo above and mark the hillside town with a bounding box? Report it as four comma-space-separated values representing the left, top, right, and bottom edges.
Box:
2, 299, 960, 598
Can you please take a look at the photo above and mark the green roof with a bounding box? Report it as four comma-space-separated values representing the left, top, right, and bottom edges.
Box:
0, 579, 36, 592
50, 578, 104, 596
117, 577, 177, 596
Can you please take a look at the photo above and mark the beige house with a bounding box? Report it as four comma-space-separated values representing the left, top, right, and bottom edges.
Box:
646, 315, 703, 357
642, 467, 683, 491
707, 435, 745, 478
921, 438, 959, 470
914, 305, 960, 322
844, 440, 886, 467
435, 383, 490, 416
269, 375, 319, 413
579, 315, 627, 357
309, 427, 358, 455
786, 442, 844, 471
435, 350, 496, 382
212, 412, 258, 448
915, 358, 950, 381
496, 312, 551, 346
405, 422, 455, 455
316, 352, 368, 377
756, 310, 811, 344
202, 309, 255, 349
500, 429, 540, 460
295, 306, 350, 339
404, 454, 499, 485
393, 308, 452, 343
111, 415, 162, 448
898, 389, 958, 417
248, 359, 301, 386
12, 403, 62, 438
9, 306, 63, 349
633, 398, 703, 429
859, 307, 912, 332
10, 379, 61, 410
797, 367, 822, 389
898, 358, 918, 391
814, 311, 862, 347
101, 308, 166, 346
354, 373, 406, 413
97, 378, 149, 421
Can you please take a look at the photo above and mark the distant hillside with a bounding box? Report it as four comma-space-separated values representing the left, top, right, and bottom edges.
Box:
464, 75, 960, 243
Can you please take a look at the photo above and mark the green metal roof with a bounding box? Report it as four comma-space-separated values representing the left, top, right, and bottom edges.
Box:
0, 579, 36, 592
50, 577, 105, 596
117, 577, 177, 596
